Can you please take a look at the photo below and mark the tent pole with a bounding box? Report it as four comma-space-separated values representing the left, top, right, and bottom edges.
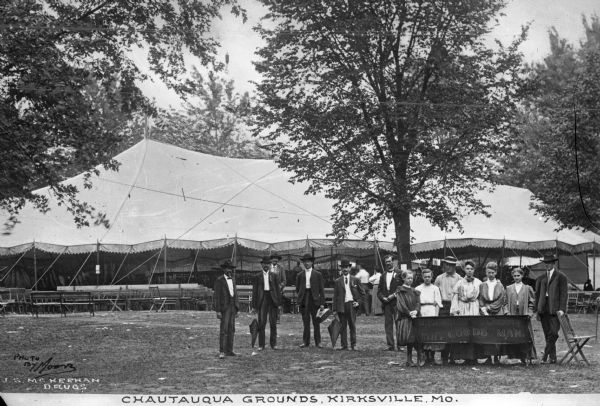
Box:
501, 238, 506, 282
593, 239, 597, 288
555, 238, 560, 268
443, 237, 447, 258
233, 234, 238, 282
164, 236, 167, 284
373, 240, 378, 273
96, 240, 100, 286
33, 241, 37, 291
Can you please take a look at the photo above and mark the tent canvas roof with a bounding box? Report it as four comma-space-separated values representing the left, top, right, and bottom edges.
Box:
1, 139, 598, 254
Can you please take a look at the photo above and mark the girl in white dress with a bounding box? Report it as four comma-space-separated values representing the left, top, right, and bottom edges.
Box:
415, 268, 443, 365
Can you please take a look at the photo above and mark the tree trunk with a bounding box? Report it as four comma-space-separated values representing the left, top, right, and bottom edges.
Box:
393, 209, 411, 270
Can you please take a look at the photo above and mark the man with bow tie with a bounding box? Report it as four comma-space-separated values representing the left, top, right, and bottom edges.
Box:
213, 260, 240, 359
377, 254, 402, 351
295, 253, 325, 348
333, 259, 365, 350
251, 256, 283, 350
535, 253, 568, 364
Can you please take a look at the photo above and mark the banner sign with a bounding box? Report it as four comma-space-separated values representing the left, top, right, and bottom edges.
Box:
414, 315, 532, 345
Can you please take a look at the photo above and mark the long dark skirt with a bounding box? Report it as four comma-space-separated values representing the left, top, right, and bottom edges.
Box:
396, 317, 415, 346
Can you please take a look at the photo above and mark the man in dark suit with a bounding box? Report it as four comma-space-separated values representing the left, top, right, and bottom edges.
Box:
333, 259, 365, 350
295, 253, 325, 347
213, 260, 240, 359
270, 252, 287, 322
377, 254, 402, 351
251, 256, 282, 350
535, 253, 568, 364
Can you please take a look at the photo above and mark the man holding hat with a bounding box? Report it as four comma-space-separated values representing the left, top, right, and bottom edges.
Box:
377, 254, 402, 351
434, 256, 461, 364
333, 259, 365, 350
213, 260, 240, 358
251, 256, 283, 350
535, 253, 568, 364
295, 253, 326, 347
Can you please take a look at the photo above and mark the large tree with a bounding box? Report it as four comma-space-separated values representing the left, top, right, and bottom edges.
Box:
254, 0, 526, 264
497, 16, 600, 233
0, 0, 244, 230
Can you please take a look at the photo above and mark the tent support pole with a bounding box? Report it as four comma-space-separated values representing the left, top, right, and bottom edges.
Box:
593, 239, 597, 288
373, 240, 378, 273
164, 237, 167, 284
443, 237, 447, 258
501, 238, 506, 282
96, 240, 100, 286
555, 238, 560, 268
33, 241, 37, 291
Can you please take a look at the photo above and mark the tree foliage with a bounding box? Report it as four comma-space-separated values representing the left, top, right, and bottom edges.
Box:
0, 0, 244, 231
498, 15, 600, 233
254, 0, 526, 262
150, 68, 268, 158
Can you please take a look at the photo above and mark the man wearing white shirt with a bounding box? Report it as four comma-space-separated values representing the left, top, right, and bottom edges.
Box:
333, 259, 365, 350
377, 254, 401, 351
213, 260, 239, 359
295, 253, 325, 348
354, 264, 371, 316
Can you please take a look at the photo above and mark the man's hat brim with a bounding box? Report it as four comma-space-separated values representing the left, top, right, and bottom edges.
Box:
300, 254, 315, 261
441, 256, 458, 265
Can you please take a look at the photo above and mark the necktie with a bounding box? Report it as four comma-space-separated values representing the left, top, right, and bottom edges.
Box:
345, 277, 348, 285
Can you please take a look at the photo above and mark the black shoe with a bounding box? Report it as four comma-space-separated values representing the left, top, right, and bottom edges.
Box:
351, 346, 356, 351
336, 346, 348, 351
271, 346, 279, 350
315, 343, 323, 348
226, 352, 239, 356
299, 343, 309, 348
385, 347, 395, 351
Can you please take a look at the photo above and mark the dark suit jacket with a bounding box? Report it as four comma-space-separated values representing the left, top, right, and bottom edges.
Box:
213, 275, 239, 313
378, 270, 401, 306
332, 275, 365, 313
535, 268, 568, 314
251, 270, 282, 309
271, 264, 287, 291
295, 269, 325, 307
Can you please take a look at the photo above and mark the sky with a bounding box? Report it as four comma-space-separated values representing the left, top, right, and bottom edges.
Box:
137, 0, 600, 109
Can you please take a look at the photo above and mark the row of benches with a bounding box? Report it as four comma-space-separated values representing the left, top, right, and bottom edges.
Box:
0, 286, 215, 316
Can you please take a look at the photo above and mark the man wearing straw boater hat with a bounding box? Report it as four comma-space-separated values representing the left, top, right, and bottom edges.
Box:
433, 255, 461, 364
214, 260, 239, 359
535, 253, 568, 364
251, 256, 283, 350
296, 253, 325, 348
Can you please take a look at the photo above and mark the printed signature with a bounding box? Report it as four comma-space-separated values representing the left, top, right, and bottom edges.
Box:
14, 353, 77, 377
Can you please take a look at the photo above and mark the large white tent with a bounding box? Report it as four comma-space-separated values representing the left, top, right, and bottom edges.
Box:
1, 138, 599, 256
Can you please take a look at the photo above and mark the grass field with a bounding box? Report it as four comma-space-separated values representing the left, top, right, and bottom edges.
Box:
0, 310, 598, 394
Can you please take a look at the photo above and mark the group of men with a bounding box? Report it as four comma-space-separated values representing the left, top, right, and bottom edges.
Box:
214, 250, 568, 365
